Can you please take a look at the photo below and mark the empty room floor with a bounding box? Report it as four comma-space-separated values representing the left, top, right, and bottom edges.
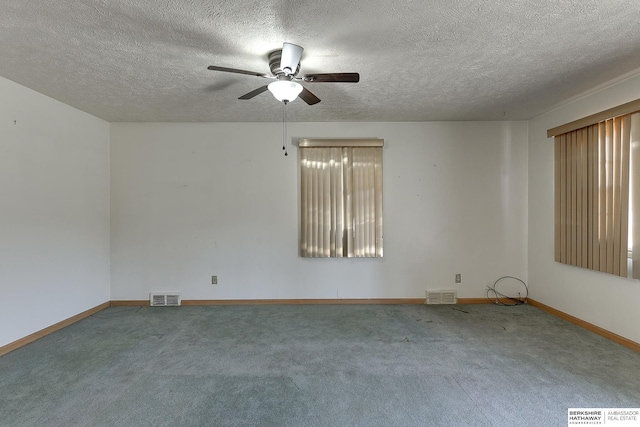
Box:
1, 304, 639, 426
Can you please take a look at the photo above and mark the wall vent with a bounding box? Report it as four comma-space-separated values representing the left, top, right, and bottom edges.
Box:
425, 290, 457, 305
149, 292, 182, 307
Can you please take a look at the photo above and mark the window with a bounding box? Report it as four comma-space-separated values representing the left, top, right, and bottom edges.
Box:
551, 107, 640, 278
299, 139, 383, 258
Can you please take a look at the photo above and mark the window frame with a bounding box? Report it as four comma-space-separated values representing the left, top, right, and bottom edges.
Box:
298, 138, 384, 258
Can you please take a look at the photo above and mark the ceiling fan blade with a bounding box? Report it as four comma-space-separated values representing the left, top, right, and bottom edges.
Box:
207, 65, 269, 78
299, 87, 321, 105
303, 73, 360, 83
239, 85, 269, 100
280, 43, 303, 76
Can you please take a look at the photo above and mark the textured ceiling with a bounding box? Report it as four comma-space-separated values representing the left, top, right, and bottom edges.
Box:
2, 0, 640, 122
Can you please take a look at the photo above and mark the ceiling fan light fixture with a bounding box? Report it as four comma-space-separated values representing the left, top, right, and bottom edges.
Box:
268, 80, 303, 103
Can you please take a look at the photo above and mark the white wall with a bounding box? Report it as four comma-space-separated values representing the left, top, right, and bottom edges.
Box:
0, 77, 110, 348
529, 74, 640, 344
5, 62, 639, 347
111, 121, 528, 301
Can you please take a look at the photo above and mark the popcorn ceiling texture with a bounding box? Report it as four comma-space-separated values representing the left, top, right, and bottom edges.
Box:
1, 0, 640, 122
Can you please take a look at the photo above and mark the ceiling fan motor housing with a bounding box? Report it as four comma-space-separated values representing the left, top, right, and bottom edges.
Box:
269, 50, 299, 77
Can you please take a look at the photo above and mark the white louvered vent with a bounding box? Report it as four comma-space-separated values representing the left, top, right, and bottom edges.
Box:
149, 292, 182, 307
425, 290, 457, 305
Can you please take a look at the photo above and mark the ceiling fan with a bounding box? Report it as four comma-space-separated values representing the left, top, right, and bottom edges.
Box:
207, 42, 359, 105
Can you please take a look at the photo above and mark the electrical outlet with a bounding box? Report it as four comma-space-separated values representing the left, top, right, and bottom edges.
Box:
211, 275, 218, 285
337, 288, 343, 299
455, 273, 461, 283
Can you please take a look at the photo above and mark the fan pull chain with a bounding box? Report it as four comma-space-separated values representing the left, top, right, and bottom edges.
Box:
282, 101, 288, 156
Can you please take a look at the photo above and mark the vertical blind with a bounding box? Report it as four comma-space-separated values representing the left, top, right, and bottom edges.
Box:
554, 114, 631, 277
631, 113, 640, 278
299, 140, 383, 258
